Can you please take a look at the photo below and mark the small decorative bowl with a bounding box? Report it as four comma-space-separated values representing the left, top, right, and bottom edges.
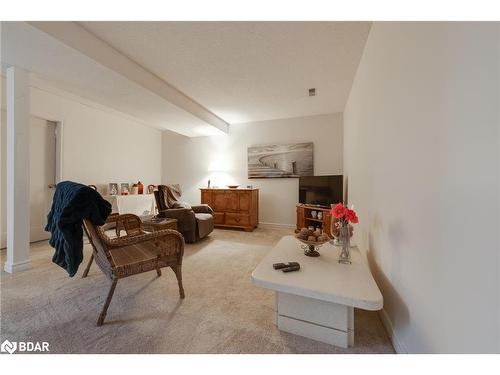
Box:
227, 185, 240, 189
295, 235, 330, 257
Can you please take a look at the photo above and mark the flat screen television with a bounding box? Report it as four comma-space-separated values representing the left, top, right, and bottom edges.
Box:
298, 175, 343, 208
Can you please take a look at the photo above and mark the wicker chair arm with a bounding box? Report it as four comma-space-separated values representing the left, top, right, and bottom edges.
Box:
105, 213, 141, 225
99, 228, 176, 248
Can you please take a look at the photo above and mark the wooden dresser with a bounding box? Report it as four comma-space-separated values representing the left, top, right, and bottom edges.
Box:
200, 188, 259, 231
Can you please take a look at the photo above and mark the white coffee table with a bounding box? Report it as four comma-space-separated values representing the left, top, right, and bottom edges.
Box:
251, 236, 383, 348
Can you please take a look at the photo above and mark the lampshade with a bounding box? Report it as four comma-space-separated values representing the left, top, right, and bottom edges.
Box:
208, 159, 228, 173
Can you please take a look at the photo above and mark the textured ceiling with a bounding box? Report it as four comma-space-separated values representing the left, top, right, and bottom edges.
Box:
2, 22, 371, 136
2, 22, 223, 137
80, 22, 371, 124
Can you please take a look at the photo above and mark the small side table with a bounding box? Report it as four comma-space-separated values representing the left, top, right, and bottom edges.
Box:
141, 217, 178, 232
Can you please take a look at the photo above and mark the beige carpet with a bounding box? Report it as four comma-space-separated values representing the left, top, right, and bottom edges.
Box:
0, 227, 394, 354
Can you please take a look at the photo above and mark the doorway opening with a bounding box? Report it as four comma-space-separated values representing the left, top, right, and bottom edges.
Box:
29, 117, 62, 242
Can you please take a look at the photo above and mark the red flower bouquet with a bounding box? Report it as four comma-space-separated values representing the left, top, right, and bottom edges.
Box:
330, 203, 358, 224
330, 203, 358, 264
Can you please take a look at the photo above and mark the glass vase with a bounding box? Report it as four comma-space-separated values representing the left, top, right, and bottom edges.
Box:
330, 218, 340, 246
338, 221, 352, 264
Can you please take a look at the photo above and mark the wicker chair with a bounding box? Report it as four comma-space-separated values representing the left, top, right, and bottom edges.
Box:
82, 214, 185, 326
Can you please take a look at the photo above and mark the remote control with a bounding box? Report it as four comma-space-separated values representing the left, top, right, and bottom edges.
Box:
282, 264, 300, 272
273, 262, 300, 270
273, 263, 287, 270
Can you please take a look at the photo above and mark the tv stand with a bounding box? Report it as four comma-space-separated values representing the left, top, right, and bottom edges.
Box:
296, 204, 333, 237
304, 204, 329, 209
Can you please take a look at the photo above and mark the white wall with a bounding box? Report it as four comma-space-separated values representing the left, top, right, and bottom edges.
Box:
162, 113, 343, 226
344, 22, 499, 353
1, 81, 162, 248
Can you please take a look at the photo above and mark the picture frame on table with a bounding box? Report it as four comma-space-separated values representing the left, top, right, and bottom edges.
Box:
120, 183, 130, 195
108, 183, 118, 196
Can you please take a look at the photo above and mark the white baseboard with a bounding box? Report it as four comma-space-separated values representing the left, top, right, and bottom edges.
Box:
258, 222, 295, 229
4, 259, 32, 273
378, 308, 408, 354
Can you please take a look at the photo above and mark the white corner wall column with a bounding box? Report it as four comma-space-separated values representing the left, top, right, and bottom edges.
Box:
5, 66, 31, 273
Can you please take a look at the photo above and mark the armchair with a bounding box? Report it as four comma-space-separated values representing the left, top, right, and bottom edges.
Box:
82, 213, 185, 326
154, 185, 214, 243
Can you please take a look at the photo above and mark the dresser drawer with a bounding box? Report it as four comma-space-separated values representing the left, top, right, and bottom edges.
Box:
213, 191, 239, 211
225, 213, 250, 227
213, 212, 225, 225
